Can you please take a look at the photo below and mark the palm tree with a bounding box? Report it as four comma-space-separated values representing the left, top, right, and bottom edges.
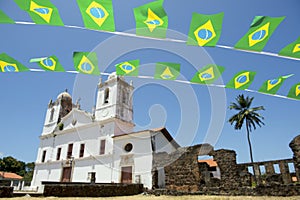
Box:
228, 94, 265, 185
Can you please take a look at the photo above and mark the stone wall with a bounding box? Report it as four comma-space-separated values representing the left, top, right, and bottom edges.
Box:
42, 182, 143, 197
0, 186, 13, 198
238, 158, 295, 185
152, 144, 213, 192
290, 135, 300, 181
150, 134, 300, 196
149, 184, 300, 196
212, 149, 241, 189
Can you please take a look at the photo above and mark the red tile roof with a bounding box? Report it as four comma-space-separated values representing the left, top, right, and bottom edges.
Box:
198, 159, 218, 167
0, 171, 23, 180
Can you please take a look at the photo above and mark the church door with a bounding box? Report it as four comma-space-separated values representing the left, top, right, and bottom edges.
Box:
121, 166, 132, 183
61, 167, 71, 182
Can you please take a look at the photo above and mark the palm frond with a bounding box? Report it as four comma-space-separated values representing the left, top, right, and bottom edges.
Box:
228, 94, 265, 132
229, 102, 242, 110
250, 106, 265, 112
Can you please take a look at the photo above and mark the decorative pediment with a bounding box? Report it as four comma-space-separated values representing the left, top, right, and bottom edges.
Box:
58, 109, 93, 130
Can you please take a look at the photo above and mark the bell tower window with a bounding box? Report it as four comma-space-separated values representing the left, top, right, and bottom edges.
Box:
49, 108, 55, 122
104, 88, 109, 104
122, 90, 127, 104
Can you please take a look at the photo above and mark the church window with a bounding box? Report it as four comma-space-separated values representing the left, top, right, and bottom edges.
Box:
104, 88, 109, 104
122, 90, 127, 104
41, 150, 46, 163
79, 143, 85, 158
49, 108, 55, 122
56, 147, 61, 160
67, 143, 73, 159
124, 143, 133, 152
100, 139, 106, 155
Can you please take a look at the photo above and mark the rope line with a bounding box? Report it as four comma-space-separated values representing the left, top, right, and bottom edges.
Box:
25, 68, 297, 102
13, 21, 300, 62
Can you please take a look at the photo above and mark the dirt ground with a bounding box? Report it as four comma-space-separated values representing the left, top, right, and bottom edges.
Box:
3, 195, 300, 200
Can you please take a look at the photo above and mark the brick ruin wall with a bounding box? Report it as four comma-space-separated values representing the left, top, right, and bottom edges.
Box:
151, 134, 300, 196
152, 144, 213, 192
290, 135, 300, 181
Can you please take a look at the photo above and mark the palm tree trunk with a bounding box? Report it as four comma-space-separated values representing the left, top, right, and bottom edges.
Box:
246, 119, 257, 185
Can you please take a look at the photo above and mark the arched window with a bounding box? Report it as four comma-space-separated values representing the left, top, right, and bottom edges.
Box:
49, 108, 55, 122
104, 88, 109, 104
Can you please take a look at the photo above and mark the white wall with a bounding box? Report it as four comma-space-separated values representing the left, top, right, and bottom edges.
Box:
42, 104, 60, 135
31, 162, 62, 193
113, 131, 153, 188
154, 132, 177, 153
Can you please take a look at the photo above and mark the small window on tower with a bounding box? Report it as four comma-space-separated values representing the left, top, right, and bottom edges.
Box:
100, 139, 106, 155
104, 88, 109, 104
49, 108, 55, 122
79, 143, 85, 158
56, 147, 61, 161
122, 90, 127, 104
41, 150, 46, 163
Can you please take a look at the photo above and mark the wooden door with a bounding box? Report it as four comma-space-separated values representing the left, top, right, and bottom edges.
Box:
121, 166, 132, 183
61, 167, 71, 182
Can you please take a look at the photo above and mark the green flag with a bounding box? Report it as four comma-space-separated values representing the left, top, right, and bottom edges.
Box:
0, 53, 29, 72
73, 52, 100, 75
259, 74, 293, 95
76, 0, 115, 32
13, 0, 64, 26
187, 12, 224, 47
154, 62, 180, 80
279, 37, 300, 59
30, 56, 65, 72
287, 82, 300, 100
234, 16, 285, 52
0, 10, 15, 24
226, 70, 256, 90
116, 60, 139, 76
190, 64, 224, 84
133, 1, 168, 38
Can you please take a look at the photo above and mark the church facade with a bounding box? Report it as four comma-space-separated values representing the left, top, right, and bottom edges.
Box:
31, 73, 179, 192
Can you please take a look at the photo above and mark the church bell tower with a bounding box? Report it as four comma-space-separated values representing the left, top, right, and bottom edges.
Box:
95, 72, 134, 134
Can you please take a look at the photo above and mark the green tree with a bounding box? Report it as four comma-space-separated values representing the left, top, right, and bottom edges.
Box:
0, 156, 25, 175
23, 162, 35, 184
228, 94, 265, 184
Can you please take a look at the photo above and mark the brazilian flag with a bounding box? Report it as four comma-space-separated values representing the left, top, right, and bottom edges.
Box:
73, 52, 100, 75
154, 62, 180, 80
226, 71, 256, 90
235, 16, 285, 52
133, 1, 168, 38
30, 56, 65, 72
0, 10, 15, 24
287, 82, 300, 100
187, 12, 224, 47
279, 37, 300, 59
13, 0, 64, 26
190, 64, 224, 84
259, 74, 293, 95
0, 53, 29, 72
76, 0, 115, 32
116, 60, 139, 76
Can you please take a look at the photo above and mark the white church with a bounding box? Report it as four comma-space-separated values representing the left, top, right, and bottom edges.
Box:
31, 73, 180, 192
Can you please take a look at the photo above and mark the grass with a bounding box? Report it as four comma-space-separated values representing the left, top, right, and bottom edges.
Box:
3, 195, 300, 200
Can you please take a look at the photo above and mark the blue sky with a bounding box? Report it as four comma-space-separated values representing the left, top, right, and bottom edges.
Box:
0, 0, 299, 164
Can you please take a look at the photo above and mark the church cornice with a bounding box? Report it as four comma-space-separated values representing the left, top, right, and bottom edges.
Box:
98, 77, 134, 89
40, 121, 100, 139
95, 103, 133, 112
40, 117, 132, 139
